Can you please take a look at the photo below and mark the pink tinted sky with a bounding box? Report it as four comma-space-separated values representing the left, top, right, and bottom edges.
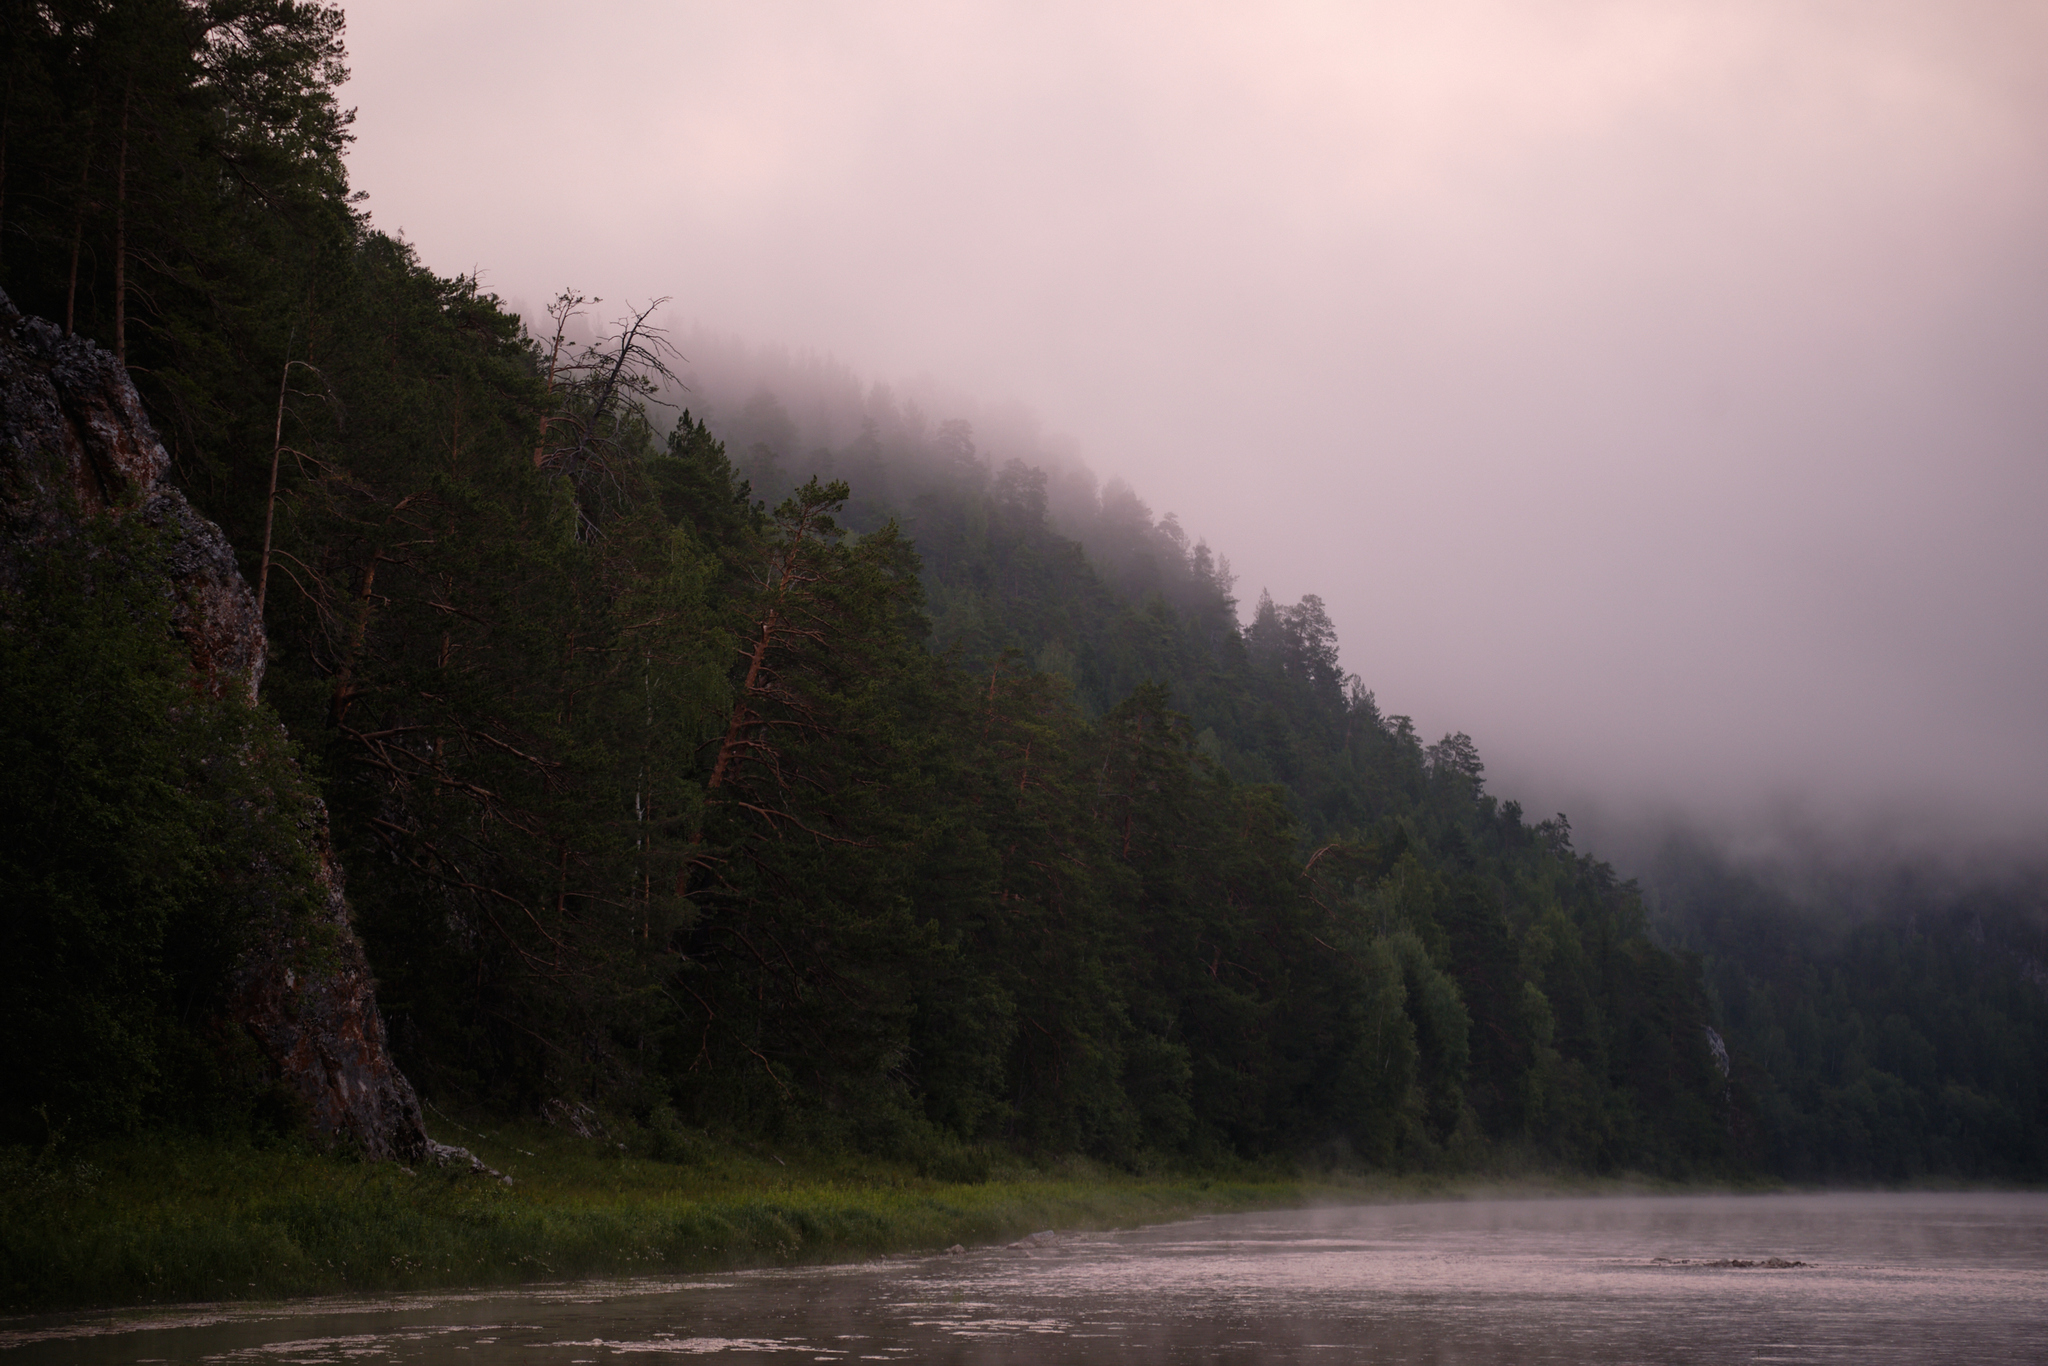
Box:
337, 0, 2048, 862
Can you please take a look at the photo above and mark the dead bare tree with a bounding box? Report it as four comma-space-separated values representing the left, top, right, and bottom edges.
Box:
256, 327, 342, 616
531, 291, 682, 540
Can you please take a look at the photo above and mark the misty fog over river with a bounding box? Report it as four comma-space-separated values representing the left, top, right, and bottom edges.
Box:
7, 1193, 2044, 1365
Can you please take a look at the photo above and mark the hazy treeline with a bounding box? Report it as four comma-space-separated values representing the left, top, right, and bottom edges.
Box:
1646, 841, 2047, 1181
1, 3, 2034, 1182
680, 351, 2048, 1182
647, 332, 1225, 643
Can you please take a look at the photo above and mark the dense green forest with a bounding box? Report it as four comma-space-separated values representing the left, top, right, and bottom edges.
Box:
1, 1, 2038, 1183
1644, 840, 2048, 1181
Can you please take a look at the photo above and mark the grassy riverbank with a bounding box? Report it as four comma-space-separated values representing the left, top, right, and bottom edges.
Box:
0, 1116, 1320, 1314
3, 1109, 1778, 1315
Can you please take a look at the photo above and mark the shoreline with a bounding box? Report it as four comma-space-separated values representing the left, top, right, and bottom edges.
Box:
2, 1123, 1308, 1315
13, 1118, 1985, 1317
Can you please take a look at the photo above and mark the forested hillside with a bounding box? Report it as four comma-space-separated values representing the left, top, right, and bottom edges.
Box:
1645, 841, 2048, 1182
2, 2, 2036, 1183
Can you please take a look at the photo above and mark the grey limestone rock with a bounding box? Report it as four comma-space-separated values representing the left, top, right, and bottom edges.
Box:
0, 288, 426, 1162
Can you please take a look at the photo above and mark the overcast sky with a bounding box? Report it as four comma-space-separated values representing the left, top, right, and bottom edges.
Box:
338, 0, 2048, 864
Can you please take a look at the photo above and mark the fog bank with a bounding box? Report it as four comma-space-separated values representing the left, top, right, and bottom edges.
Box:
338, 0, 2048, 858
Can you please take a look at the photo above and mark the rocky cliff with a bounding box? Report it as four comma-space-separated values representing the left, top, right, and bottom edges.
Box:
0, 289, 427, 1161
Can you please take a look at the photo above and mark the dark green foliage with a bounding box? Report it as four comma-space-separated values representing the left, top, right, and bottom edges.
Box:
672, 477, 944, 1137
1649, 841, 2048, 1180
252, 246, 725, 1110
10, 2, 2021, 1191
0, 517, 322, 1142
0, 0, 356, 549
698, 405, 1740, 1172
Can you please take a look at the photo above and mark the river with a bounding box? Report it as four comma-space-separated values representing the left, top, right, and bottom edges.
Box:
5, 1192, 2044, 1364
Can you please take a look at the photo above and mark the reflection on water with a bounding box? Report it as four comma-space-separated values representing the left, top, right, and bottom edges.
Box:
6, 1193, 2046, 1364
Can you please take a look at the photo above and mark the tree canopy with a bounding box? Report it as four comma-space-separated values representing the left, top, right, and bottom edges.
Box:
2, 3, 2037, 1181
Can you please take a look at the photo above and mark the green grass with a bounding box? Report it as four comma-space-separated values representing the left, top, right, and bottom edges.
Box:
0, 1118, 1314, 1313
1, 1112, 1790, 1315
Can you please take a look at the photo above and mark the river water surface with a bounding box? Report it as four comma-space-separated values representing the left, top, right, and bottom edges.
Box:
6, 1193, 2045, 1364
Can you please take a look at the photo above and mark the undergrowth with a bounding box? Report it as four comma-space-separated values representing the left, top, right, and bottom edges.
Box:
1, 1106, 1776, 1314
0, 1115, 1303, 1313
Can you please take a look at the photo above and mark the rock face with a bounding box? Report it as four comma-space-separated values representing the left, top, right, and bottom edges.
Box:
0, 289, 427, 1161
229, 866, 430, 1161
